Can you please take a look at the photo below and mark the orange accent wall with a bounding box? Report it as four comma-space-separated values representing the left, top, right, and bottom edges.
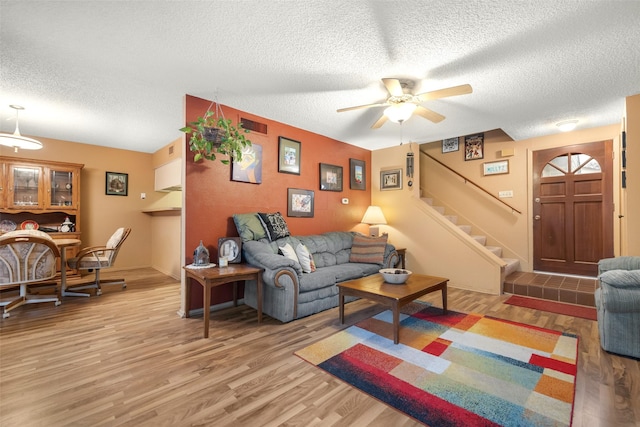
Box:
185, 95, 372, 309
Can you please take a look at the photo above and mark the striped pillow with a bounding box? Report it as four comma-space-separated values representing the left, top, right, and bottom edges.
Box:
349, 234, 387, 265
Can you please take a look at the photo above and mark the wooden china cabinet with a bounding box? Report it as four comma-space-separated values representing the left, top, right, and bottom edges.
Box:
0, 156, 84, 273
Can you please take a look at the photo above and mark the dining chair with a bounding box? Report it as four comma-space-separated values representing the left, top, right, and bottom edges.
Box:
65, 227, 131, 296
0, 230, 61, 318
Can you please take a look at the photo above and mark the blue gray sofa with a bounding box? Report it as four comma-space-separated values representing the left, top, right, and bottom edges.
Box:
595, 256, 640, 359
235, 214, 399, 323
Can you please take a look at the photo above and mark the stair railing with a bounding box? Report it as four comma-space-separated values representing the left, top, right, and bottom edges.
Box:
420, 150, 522, 214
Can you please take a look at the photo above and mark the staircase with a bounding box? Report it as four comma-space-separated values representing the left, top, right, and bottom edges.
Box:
422, 197, 520, 280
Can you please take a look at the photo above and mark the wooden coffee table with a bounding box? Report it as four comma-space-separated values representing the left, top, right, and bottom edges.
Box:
338, 273, 448, 344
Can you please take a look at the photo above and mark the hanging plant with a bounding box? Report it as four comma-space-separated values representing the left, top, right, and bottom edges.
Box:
180, 104, 251, 164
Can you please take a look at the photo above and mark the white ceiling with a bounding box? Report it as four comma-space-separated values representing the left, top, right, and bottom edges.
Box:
1, 1, 639, 154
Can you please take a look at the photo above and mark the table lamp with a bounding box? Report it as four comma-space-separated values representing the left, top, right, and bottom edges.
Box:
361, 206, 387, 237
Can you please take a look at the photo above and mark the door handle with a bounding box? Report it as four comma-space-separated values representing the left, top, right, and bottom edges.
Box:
534, 215, 541, 220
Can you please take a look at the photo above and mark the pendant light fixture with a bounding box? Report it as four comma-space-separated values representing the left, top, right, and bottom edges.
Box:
0, 105, 43, 152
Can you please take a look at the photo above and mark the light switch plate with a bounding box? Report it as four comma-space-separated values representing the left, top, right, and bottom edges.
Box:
498, 190, 513, 198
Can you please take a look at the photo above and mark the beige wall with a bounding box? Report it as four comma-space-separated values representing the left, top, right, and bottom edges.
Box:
147, 137, 183, 278
624, 94, 640, 255
1, 137, 163, 270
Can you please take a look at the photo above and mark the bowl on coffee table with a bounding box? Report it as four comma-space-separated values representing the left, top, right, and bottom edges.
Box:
379, 268, 412, 284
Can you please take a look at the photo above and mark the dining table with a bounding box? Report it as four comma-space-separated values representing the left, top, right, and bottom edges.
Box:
54, 238, 82, 297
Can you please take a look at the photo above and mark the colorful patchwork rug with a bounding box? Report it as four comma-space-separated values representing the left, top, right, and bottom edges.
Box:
296, 304, 578, 426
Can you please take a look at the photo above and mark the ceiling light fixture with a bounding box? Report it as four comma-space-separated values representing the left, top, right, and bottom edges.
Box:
0, 105, 43, 152
556, 120, 578, 132
384, 102, 417, 123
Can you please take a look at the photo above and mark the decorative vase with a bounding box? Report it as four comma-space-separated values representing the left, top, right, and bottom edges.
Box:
193, 240, 210, 266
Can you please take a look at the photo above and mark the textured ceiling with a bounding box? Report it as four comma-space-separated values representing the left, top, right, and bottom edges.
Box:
1, 1, 639, 154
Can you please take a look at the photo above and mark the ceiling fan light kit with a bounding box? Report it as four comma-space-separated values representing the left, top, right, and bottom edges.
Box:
0, 105, 43, 152
384, 103, 417, 123
337, 78, 473, 129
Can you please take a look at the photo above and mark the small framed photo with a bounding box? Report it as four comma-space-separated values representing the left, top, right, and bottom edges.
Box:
287, 188, 314, 217
380, 168, 403, 190
442, 137, 459, 153
464, 133, 484, 161
319, 163, 343, 191
218, 237, 242, 263
482, 160, 509, 176
232, 144, 262, 184
349, 158, 366, 190
105, 171, 128, 196
278, 136, 301, 175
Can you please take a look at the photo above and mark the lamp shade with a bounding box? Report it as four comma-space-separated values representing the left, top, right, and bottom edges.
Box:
361, 206, 387, 225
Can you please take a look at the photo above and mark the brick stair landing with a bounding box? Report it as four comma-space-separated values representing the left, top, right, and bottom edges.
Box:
503, 271, 597, 307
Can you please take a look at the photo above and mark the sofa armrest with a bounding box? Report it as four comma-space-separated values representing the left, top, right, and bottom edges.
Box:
599, 269, 640, 289
597, 283, 640, 313
598, 256, 640, 274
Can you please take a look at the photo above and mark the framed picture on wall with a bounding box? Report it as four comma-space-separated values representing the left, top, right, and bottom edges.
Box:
278, 136, 301, 175
380, 168, 403, 190
105, 171, 128, 196
442, 137, 459, 153
464, 133, 484, 161
232, 144, 263, 184
482, 160, 509, 176
319, 163, 343, 191
349, 158, 366, 190
287, 188, 314, 217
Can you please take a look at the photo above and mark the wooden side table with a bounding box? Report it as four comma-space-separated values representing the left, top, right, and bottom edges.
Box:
183, 264, 263, 338
396, 248, 406, 269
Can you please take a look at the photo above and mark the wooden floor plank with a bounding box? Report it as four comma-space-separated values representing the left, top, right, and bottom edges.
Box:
1, 268, 638, 426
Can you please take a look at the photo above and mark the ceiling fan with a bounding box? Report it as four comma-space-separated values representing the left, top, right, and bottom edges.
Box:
337, 78, 472, 129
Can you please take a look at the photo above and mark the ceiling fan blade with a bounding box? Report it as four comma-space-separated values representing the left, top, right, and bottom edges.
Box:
415, 106, 445, 123
371, 114, 388, 129
416, 84, 473, 102
337, 102, 387, 113
381, 78, 403, 97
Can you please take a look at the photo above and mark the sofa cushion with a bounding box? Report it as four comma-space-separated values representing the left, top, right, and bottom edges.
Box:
298, 268, 337, 293
296, 243, 316, 273
349, 234, 388, 265
258, 212, 290, 241
233, 213, 267, 242
299, 232, 353, 268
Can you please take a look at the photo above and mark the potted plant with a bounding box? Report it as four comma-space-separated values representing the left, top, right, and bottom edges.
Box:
180, 109, 252, 164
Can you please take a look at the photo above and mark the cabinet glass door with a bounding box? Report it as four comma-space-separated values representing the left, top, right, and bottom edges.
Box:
11, 165, 41, 207
50, 169, 74, 207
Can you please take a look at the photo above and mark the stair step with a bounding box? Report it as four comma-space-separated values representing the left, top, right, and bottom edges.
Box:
503, 258, 520, 277
443, 214, 457, 224
434, 206, 446, 215
471, 235, 487, 245
457, 224, 472, 234
422, 197, 434, 206
486, 246, 503, 257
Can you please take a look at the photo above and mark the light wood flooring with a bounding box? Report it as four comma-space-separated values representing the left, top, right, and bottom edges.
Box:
1, 268, 638, 427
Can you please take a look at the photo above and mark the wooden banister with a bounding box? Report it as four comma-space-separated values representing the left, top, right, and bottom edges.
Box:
420, 150, 522, 214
